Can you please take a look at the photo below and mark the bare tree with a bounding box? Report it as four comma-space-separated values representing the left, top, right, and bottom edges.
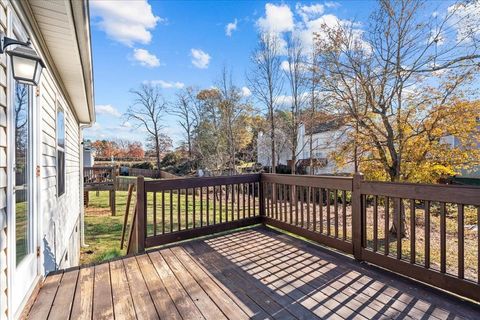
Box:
315, 0, 480, 236
218, 67, 253, 174
125, 84, 168, 170
284, 35, 307, 174
248, 33, 284, 173
169, 87, 199, 159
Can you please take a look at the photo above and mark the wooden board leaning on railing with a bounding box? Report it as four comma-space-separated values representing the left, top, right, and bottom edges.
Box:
129, 173, 480, 302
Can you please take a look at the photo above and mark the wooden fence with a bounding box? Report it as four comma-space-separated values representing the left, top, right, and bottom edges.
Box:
129, 173, 480, 302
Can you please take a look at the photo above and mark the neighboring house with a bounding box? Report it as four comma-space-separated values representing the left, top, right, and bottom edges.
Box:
83, 144, 95, 167
257, 120, 354, 175
257, 129, 291, 168
0, 1, 94, 319
442, 134, 480, 178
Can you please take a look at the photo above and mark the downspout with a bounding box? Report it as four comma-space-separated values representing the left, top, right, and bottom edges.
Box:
79, 123, 91, 247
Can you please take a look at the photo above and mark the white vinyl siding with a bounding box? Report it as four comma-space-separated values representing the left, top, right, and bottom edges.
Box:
0, 1, 8, 319
40, 71, 81, 274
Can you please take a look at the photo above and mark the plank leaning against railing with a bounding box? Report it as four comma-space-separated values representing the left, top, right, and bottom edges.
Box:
128, 173, 480, 302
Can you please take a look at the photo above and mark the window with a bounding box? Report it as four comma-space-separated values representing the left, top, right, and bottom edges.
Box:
57, 106, 65, 196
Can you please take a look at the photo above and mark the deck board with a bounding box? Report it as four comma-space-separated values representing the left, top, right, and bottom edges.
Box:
28, 228, 480, 320
92, 263, 114, 319
109, 259, 136, 320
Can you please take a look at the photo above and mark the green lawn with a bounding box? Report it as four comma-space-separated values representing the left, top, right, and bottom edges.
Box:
81, 191, 130, 264
81, 188, 260, 264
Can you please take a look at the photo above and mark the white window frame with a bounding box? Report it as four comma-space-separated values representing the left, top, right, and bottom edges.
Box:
56, 103, 65, 197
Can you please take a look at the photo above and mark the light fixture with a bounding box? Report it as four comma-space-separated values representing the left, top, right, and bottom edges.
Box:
0, 32, 45, 86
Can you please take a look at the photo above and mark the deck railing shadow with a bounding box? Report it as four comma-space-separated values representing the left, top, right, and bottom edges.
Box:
185, 229, 471, 319
129, 173, 480, 303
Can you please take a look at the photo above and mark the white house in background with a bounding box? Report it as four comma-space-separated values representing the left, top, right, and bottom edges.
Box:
442, 134, 480, 178
0, 1, 94, 319
257, 120, 354, 175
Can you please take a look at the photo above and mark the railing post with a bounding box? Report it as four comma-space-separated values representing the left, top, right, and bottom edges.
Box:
259, 174, 266, 222
136, 176, 146, 253
352, 173, 364, 260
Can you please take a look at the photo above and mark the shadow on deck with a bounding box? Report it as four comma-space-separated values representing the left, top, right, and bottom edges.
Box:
27, 227, 480, 319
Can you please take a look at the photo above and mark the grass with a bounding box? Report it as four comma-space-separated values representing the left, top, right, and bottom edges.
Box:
81, 191, 129, 264
81, 188, 261, 264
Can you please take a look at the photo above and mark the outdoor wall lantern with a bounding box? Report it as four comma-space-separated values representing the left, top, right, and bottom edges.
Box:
0, 32, 45, 86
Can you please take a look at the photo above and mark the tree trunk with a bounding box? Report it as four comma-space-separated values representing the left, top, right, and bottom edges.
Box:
389, 172, 407, 238
291, 154, 296, 175
155, 133, 161, 171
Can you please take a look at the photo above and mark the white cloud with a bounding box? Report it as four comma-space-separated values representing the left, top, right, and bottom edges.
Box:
280, 60, 290, 72
325, 2, 340, 9
296, 4, 324, 22
90, 0, 162, 46
276, 95, 293, 106
257, 3, 294, 33
297, 14, 343, 51
241, 86, 251, 97
448, 1, 480, 42
190, 49, 211, 69
96, 104, 121, 117
133, 48, 160, 67
149, 80, 185, 89
121, 121, 133, 128
225, 19, 238, 37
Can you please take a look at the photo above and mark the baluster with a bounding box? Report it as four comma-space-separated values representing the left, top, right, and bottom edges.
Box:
326, 189, 331, 236
440, 202, 446, 273
161, 191, 165, 234
343, 191, 347, 241
385, 197, 390, 256
424, 200, 430, 268
410, 199, 415, 264
458, 204, 464, 279
153, 192, 157, 236
334, 190, 338, 237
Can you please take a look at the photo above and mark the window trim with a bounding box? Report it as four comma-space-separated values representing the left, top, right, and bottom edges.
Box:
56, 103, 65, 197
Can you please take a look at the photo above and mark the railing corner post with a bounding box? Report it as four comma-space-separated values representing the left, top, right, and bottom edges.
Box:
136, 176, 146, 253
352, 172, 364, 261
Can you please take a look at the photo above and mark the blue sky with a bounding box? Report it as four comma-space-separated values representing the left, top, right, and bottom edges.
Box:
84, 0, 454, 147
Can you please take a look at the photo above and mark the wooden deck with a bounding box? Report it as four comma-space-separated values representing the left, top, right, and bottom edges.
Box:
28, 228, 480, 320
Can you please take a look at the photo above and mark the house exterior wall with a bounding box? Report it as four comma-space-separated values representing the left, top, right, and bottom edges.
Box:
257, 130, 291, 168
256, 124, 354, 174
39, 72, 81, 273
297, 124, 354, 175
0, 1, 9, 319
0, 1, 83, 318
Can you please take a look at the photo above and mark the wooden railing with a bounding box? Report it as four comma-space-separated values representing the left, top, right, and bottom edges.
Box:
358, 180, 480, 301
129, 173, 480, 302
83, 166, 116, 190
262, 174, 354, 254
83, 166, 117, 215
130, 174, 263, 253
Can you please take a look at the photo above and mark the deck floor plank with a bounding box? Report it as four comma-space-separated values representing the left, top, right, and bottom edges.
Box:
122, 256, 159, 319
110, 259, 136, 320
171, 246, 251, 320
160, 248, 227, 320
187, 242, 297, 319
48, 268, 79, 320
92, 263, 114, 320
174, 246, 272, 320
28, 271, 63, 320
70, 266, 94, 320
135, 254, 182, 320
28, 228, 480, 320
148, 250, 205, 320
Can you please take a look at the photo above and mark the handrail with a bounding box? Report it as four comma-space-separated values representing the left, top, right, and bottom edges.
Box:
130, 173, 480, 302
